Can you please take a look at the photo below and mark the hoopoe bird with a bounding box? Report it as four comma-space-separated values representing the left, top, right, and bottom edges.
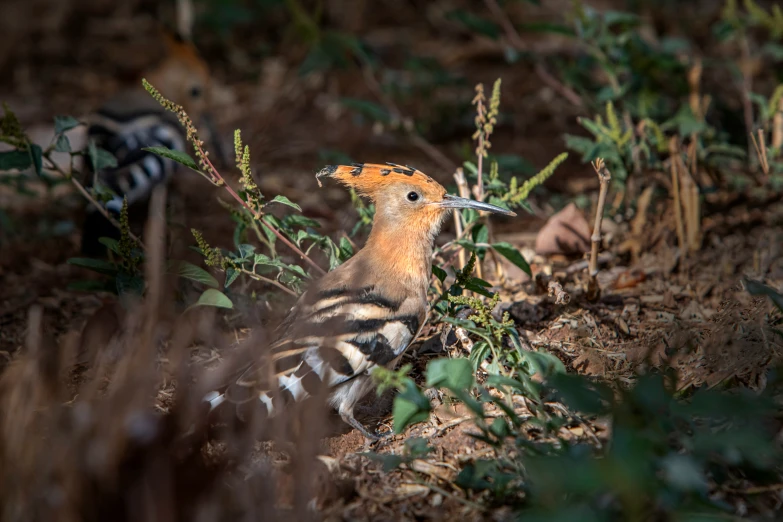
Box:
80, 29, 222, 256
205, 163, 515, 440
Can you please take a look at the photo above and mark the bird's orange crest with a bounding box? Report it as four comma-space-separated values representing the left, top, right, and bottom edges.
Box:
316, 163, 446, 200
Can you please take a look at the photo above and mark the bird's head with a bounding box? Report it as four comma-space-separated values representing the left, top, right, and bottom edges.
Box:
316, 163, 515, 239
148, 30, 212, 120
145, 30, 227, 163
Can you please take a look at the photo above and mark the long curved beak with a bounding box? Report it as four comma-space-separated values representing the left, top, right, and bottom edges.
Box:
437, 194, 516, 216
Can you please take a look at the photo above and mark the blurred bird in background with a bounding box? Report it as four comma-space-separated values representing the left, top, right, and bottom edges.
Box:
79, 27, 224, 256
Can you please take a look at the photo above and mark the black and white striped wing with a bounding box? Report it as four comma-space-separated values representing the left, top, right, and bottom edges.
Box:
86, 92, 186, 213
220, 285, 425, 416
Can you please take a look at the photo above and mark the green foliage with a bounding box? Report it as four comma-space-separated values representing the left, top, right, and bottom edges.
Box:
67, 200, 145, 300
372, 365, 431, 435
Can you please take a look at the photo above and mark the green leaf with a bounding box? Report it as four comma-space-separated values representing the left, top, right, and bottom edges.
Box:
0, 150, 32, 171
445, 9, 500, 39
762, 42, 783, 61
426, 357, 475, 391
744, 278, 783, 312
168, 260, 219, 288
392, 380, 431, 434
280, 214, 321, 229
267, 195, 302, 212
98, 237, 122, 255
464, 280, 494, 298
67, 257, 118, 276
224, 268, 240, 288
361, 452, 405, 472
30, 144, 43, 176
88, 141, 118, 171
142, 146, 198, 171
116, 272, 144, 297
432, 265, 447, 283
340, 98, 391, 124
194, 288, 234, 309
67, 279, 117, 294
516, 22, 574, 36
54, 115, 81, 134
54, 134, 71, 153
491, 242, 532, 276
237, 243, 255, 259
472, 223, 489, 245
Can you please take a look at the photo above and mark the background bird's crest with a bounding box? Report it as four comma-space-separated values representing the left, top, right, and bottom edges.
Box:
146, 27, 212, 119
316, 163, 446, 201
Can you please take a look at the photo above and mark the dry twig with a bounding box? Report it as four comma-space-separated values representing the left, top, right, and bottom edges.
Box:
586, 158, 611, 301
750, 129, 770, 177
773, 96, 783, 151
589, 159, 611, 278
668, 137, 687, 255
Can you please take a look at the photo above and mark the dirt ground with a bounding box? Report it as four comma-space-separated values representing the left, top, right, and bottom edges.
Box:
1, 0, 783, 520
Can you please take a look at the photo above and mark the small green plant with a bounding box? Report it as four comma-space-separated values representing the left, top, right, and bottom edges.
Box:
142, 79, 365, 306
66, 198, 228, 308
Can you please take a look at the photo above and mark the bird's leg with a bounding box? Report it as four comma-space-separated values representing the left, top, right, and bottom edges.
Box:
340, 409, 381, 441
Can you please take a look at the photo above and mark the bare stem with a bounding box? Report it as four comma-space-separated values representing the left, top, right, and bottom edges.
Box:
773, 97, 783, 152
668, 137, 686, 255
476, 135, 484, 203
740, 36, 756, 162
194, 141, 326, 275
750, 129, 770, 176
242, 267, 298, 297
589, 159, 611, 278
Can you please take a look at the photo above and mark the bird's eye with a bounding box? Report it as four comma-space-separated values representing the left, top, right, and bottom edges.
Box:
189, 86, 202, 98
407, 191, 420, 202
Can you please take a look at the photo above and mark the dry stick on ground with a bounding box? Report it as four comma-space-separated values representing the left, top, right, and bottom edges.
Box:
687, 58, 703, 177
589, 159, 611, 280
740, 36, 757, 162
585, 159, 611, 301
773, 97, 783, 151
750, 129, 770, 178
677, 150, 699, 253
483, 0, 583, 109
668, 137, 687, 255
